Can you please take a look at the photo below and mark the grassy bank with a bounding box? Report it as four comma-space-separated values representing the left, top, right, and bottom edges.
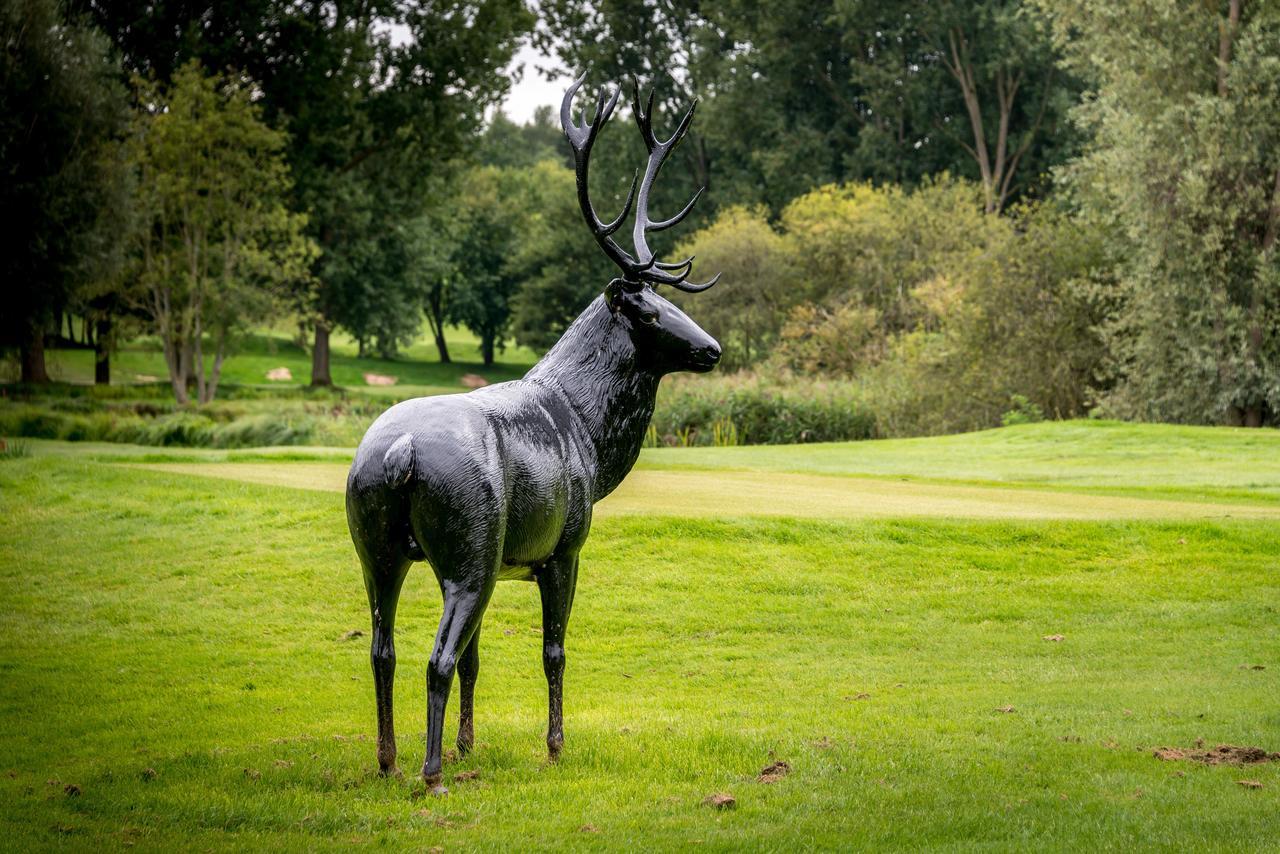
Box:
0, 425, 1276, 849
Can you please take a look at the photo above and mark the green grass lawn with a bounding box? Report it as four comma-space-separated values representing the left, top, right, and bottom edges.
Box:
24, 322, 539, 397
1, 423, 1277, 849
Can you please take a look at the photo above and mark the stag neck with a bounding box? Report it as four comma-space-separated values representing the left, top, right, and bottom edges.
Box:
525, 296, 661, 501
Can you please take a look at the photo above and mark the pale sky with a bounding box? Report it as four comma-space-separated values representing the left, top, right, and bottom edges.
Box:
386, 22, 567, 126
501, 42, 569, 124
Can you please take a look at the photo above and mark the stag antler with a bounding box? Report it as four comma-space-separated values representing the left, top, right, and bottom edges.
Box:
561, 74, 720, 293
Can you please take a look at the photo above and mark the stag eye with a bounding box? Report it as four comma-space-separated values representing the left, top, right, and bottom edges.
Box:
638, 311, 659, 326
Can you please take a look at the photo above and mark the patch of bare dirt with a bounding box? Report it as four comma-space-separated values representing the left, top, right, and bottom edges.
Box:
1152, 744, 1280, 766
1043, 634, 1065, 642
994, 705, 1016, 714
460, 373, 489, 389
265, 367, 292, 381
363, 372, 397, 386
580, 824, 600, 833
757, 760, 791, 783
453, 770, 479, 782
1237, 780, 1263, 789
703, 792, 736, 809
341, 629, 364, 641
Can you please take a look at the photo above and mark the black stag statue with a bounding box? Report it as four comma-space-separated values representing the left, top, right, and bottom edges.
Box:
346, 75, 722, 791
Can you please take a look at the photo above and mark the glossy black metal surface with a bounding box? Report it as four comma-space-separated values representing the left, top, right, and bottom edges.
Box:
346, 76, 721, 789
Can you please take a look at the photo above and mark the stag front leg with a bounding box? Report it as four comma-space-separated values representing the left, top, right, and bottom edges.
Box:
537, 553, 579, 762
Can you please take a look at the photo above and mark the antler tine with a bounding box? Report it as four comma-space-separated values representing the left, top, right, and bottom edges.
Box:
630, 86, 703, 272
668, 271, 721, 293
648, 186, 704, 233
653, 255, 694, 272
561, 74, 642, 277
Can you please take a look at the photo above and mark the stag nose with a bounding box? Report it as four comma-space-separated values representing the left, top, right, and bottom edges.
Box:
691, 337, 721, 372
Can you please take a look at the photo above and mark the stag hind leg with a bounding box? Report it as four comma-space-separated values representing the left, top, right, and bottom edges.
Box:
456, 624, 481, 756
360, 555, 411, 776
537, 553, 579, 762
421, 572, 497, 790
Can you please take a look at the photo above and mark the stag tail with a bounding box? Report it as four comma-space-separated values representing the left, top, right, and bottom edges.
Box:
561, 74, 720, 293
383, 433, 415, 488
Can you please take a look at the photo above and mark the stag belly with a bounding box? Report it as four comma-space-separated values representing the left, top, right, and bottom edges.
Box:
498, 459, 578, 571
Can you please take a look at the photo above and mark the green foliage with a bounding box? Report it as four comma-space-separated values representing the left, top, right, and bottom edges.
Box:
1041, 0, 1280, 426
670, 206, 796, 369
0, 402, 328, 448
1001, 394, 1045, 426
507, 162, 621, 351
443, 166, 538, 365
651, 373, 876, 446
0, 439, 30, 460
127, 61, 316, 405
0, 0, 130, 378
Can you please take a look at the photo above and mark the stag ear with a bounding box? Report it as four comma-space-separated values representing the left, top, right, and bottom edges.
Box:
606, 278, 626, 313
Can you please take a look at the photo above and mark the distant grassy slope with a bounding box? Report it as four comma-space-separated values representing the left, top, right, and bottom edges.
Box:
23, 420, 1274, 507
638, 421, 1280, 496
29, 322, 539, 395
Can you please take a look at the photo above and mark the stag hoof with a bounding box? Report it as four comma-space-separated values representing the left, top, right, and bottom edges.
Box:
547, 738, 563, 763
378, 764, 403, 779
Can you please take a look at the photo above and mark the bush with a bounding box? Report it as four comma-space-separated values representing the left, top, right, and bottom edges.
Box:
653, 373, 876, 446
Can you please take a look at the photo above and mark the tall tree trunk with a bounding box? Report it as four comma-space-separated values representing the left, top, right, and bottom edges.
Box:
94, 317, 111, 385
426, 285, 451, 363
206, 331, 226, 403
432, 325, 452, 364
311, 322, 333, 386
481, 333, 495, 368
163, 336, 189, 404
20, 321, 50, 384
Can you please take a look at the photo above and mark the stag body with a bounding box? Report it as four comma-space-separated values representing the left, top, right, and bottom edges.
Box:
348, 74, 724, 789
348, 291, 716, 785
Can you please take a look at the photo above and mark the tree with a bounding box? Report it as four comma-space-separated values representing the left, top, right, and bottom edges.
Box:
1042, 0, 1280, 425
508, 162, 621, 352
670, 206, 797, 369
443, 166, 533, 367
1, 0, 130, 383
128, 61, 316, 404
77, 0, 532, 384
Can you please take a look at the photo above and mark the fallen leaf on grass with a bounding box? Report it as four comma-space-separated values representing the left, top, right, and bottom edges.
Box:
453, 770, 479, 783
1237, 780, 1263, 789
703, 792, 736, 809
580, 824, 600, 833
757, 760, 791, 783
1043, 634, 1065, 642
995, 705, 1016, 714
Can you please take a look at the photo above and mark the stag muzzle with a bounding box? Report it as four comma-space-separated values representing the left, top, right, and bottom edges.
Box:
689, 334, 721, 373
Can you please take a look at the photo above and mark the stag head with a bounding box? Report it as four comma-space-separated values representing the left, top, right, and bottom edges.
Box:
561, 75, 721, 374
